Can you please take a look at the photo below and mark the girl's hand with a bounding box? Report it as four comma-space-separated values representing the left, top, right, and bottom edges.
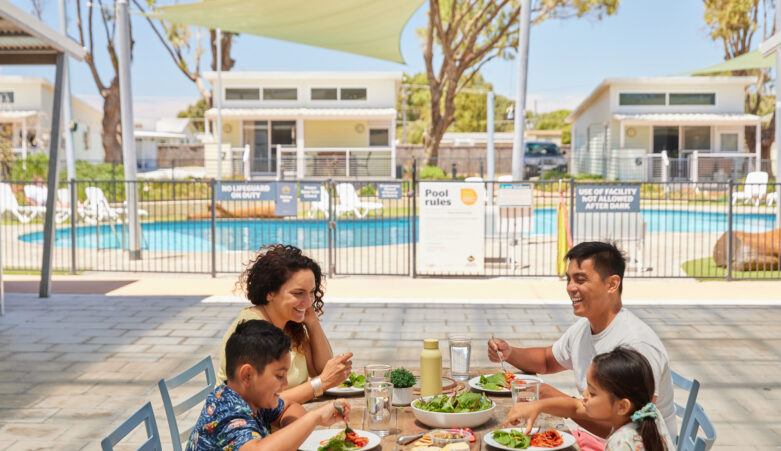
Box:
314, 399, 351, 426
488, 337, 512, 362
319, 352, 354, 389
502, 401, 541, 435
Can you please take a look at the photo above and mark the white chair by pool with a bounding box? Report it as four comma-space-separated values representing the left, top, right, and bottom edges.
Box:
0, 183, 40, 223
732, 171, 768, 207
83, 186, 148, 224
335, 183, 383, 218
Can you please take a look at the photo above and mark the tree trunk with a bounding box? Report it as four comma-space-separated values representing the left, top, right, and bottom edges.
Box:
101, 78, 123, 164
745, 115, 776, 179
210, 30, 236, 72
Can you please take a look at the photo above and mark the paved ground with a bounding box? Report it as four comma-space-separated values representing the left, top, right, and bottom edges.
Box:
0, 276, 780, 450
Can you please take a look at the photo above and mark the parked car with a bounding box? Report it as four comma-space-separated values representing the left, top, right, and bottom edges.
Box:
524, 141, 567, 178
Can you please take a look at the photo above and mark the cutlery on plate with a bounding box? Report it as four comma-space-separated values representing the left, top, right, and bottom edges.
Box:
491, 333, 509, 374
333, 402, 353, 433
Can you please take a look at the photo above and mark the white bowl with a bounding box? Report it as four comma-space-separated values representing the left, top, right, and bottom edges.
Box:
411, 395, 496, 428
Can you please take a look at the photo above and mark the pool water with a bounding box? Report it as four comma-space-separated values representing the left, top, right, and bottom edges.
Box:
18, 209, 777, 251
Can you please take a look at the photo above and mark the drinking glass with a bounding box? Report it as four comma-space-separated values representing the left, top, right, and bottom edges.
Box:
364, 364, 391, 383
511, 379, 540, 403
364, 381, 393, 436
448, 335, 471, 380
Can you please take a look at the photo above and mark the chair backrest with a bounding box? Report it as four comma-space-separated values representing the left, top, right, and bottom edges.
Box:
0, 183, 20, 211
744, 171, 769, 196
497, 175, 513, 182
57, 188, 70, 206
158, 356, 217, 451
84, 186, 115, 220
464, 176, 483, 182
671, 370, 700, 450
677, 402, 717, 451
101, 401, 162, 451
335, 183, 360, 208
315, 185, 330, 211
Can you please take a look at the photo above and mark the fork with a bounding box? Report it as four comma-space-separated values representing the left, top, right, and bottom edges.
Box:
491, 333, 509, 374
333, 402, 354, 434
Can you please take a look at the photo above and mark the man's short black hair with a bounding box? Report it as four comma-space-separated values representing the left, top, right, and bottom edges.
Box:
565, 241, 626, 293
225, 320, 291, 380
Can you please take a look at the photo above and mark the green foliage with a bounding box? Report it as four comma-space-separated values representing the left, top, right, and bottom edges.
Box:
389, 368, 415, 388
9, 153, 48, 180
574, 173, 603, 180
541, 170, 572, 180
530, 109, 572, 144
358, 184, 377, 197
177, 98, 209, 132
419, 165, 448, 180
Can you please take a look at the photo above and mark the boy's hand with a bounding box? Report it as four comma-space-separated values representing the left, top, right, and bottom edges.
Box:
320, 353, 354, 389
314, 399, 351, 426
488, 337, 512, 362
502, 401, 541, 435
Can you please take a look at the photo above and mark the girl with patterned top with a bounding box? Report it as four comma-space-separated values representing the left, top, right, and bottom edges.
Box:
504, 347, 675, 451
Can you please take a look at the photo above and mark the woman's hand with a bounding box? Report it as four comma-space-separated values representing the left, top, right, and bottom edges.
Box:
502, 401, 542, 435
488, 337, 512, 363
303, 306, 319, 327
313, 399, 351, 427
319, 352, 354, 389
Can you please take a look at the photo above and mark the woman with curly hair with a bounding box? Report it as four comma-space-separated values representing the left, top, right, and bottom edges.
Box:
217, 244, 353, 404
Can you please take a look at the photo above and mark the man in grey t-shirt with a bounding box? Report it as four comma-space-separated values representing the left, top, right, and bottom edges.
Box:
488, 241, 676, 438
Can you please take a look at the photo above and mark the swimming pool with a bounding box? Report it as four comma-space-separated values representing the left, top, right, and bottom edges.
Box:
18, 209, 777, 251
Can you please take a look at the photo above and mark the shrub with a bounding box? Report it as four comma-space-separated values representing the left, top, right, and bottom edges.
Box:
574, 173, 603, 181
541, 170, 572, 180
358, 184, 376, 197
419, 165, 448, 180
389, 367, 416, 388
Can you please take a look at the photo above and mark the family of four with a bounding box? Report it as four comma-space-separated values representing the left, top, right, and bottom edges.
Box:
186, 242, 677, 451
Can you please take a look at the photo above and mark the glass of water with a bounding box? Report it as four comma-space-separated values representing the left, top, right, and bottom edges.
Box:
448, 335, 471, 381
511, 379, 540, 403
364, 381, 393, 436
364, 364, 392, 383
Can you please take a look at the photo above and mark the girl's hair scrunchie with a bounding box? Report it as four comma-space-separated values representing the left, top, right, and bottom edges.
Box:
631, 402, 658, 422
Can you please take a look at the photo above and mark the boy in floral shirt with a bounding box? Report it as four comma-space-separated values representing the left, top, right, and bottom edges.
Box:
186, 320, 349, 451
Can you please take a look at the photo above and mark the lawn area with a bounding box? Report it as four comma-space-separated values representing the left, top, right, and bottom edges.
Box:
682, 257, 781, 280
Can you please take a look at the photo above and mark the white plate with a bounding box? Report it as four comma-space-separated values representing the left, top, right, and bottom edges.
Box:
483, 428, 576, 451
299, 429, 381, 451
325, 385, 365, 396
468, 374, 543, 394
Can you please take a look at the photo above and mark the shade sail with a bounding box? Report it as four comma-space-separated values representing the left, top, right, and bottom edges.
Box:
152, 0, 424, 64
686, 49, 772, 75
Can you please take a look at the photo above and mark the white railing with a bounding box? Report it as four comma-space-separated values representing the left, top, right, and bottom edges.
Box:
272, 146, 394, 179
689, 151, 768, 183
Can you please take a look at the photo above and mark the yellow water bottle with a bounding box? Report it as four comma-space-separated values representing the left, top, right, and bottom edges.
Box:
420, 338, 442, 397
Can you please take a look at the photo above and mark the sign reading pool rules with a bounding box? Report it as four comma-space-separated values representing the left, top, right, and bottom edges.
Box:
418, 182, 485, 274
216, 182, 275, 201
275, 182, 298, 216
377, 183, 402, 200
575, 185, 640, 213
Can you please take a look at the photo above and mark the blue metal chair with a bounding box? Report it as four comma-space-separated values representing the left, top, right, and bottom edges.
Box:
158, 356, 217, 451
677, 402, 717, 451
672, 370, 700, 450
100, 401, 162, 451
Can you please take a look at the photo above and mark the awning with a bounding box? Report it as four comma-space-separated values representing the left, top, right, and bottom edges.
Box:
204, 107, 397, 119
0, 110, 38, 120
152, 0, 424, 64
0, 0, 85, 64
613, 113, 761, 125
684, 50, 772, 75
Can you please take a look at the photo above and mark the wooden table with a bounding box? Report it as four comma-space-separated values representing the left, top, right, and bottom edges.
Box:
309, 368, 581, 450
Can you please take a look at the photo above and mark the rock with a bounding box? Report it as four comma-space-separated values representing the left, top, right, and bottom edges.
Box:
713, 229, 781, 271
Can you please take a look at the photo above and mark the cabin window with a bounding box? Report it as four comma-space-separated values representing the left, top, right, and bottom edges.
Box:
341, 88, 367, 100
619, 93, 665, 106
311, 88, 338, 100
263, 88, 297, 101
669, 93, 715, 105
225, 88, 259, 100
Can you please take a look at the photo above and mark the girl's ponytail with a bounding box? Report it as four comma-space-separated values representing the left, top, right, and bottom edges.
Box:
639, 416, 665, 451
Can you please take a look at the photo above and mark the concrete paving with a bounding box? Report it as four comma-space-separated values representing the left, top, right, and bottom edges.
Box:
0, 275, 780, 450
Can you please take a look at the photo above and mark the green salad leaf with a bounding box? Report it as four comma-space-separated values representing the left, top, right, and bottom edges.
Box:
478, 372, 511, 391
413, 392, 493, 413
492, 429, 531, 449
338, 373, 365, 389
316, 431, 360, 451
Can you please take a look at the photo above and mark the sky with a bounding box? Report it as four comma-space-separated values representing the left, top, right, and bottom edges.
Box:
2, 0, 736, 120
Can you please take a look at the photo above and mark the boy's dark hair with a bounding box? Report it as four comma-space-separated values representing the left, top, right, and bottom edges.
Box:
592, 347, 666, 451
565, 241, 626, 293
225, 320, 291, 380
238, 244, 324, 350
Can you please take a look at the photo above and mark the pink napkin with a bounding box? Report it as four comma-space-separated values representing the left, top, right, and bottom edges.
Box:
571, 428, 606, 451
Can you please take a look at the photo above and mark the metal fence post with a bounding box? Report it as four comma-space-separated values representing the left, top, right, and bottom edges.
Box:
327, 179, 333, 279
570, 180, 576, 241
412, 159, 417, 278
70, 179, 77, 275
210, 178, 217, 278
727, 179, 733, 281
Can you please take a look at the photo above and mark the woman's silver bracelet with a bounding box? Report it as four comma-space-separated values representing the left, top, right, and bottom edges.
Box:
311, 376, 324, 398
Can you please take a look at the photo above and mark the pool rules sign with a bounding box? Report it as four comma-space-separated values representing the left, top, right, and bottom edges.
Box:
418, 182, 485, 274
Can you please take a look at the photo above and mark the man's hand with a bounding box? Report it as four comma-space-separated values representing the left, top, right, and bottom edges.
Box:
319, 352, 354, 389
502, 401, 541, 435
488, 337, 512, 363
314, 399, 351, 427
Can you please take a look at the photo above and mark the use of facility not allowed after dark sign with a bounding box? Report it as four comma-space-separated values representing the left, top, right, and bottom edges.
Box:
575, 185, 640, 213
